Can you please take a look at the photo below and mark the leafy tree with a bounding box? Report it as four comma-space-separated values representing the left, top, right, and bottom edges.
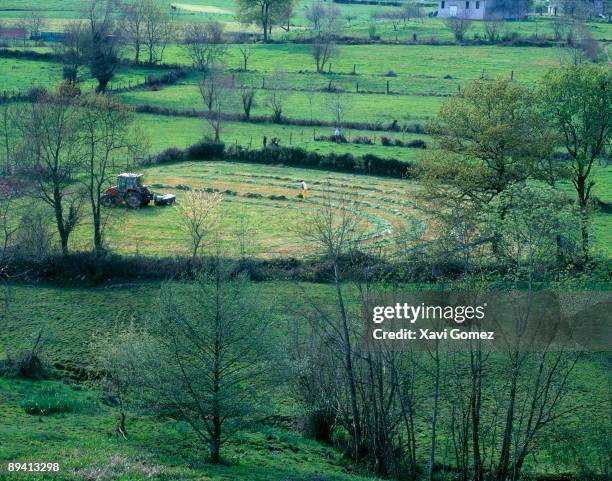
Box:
175, 191, 223, 257
423, 78, 555, 256
540, 64, 612, 261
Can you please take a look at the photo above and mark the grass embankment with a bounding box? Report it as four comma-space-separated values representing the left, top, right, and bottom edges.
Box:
0, 376, 372, 481
1, 282, 610, 480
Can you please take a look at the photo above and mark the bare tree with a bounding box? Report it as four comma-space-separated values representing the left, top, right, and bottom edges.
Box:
14, 16, 30, 48
79, 94, 144, 255
239, 83, 256, 120
445, 17, 473, 43
328, 91, 353, 129
112, 268, 278, 463
121, 0, 147, 62
301, 195, 363, 460
91, 323, 144, 438
176, 190, 223, 258
198, 67, 231, 141
17, 94, 83, 256
83, 0, 120, 92
233, 206, 257, 258
312, 35, 336, 73
142, 0, 175, 64
0, 104, 16, 175
183, 21, 226, 71
27, 11, 47, 40
238, 42, 254, 71
54, 21, 88, 84
265, 70, 289, 123
305, 1, 326, 31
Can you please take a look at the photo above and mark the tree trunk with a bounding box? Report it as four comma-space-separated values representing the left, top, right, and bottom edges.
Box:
428, 350, 440, 481
576, 175, 589, 262
262, 4, 269, 43
53, 189, 69, 256
97, 78, 109, 93
333, 261, 361, 460
497, 368, 518, 481
471, 350, 483, 481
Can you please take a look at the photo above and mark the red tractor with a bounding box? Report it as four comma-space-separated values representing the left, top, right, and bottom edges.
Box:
101, 173, 175, 209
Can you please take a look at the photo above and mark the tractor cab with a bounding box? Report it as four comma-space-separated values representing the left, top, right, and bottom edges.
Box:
117, 173, 145, 193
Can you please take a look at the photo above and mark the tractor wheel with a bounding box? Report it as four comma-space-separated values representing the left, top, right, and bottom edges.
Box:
126, 193, 141, 209
100, 194, 114, 208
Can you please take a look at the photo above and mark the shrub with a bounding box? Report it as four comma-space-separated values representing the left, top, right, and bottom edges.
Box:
1, 350, 47, 380
185, 141, 225, 160
26, 87, 47, 101
154, 146, 184, 163
144, 69, 187, 87
406, 139, 427, 149
353, 136, 373, 145
1, 330, 48, 380
380, 136, 393, 146
21, 386, 88, 415
146, 142, 412, 178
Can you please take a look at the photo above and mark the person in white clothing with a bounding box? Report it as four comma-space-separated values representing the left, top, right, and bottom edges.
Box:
300, 180, 308, 199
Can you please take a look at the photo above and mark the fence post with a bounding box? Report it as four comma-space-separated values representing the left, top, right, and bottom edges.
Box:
356, 82, 359, 93
353, 64, 356, 74
386, 80, 390, 94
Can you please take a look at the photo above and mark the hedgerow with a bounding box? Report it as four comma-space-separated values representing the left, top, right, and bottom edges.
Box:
144, 141, 412, 178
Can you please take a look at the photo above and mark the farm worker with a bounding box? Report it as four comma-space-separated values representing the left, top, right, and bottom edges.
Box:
335, 127, 342, 144
300, 180, 309, 200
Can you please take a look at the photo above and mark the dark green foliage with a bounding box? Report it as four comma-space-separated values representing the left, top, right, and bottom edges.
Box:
1, 350, 47, 380
185, 140, 225, 160
146, 141, 410, 178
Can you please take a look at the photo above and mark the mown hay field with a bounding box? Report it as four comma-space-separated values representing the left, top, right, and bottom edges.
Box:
69, 160, 426, 258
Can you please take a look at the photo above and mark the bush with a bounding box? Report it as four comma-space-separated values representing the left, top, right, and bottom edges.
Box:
353, 136, 373, 145
21, 386, 88, 415
185, 141, 225, 160
406, 139, 427, 149
144, 69, 187, 87
154, 146, 184, 163
380, 136, 393, 146
1, 350, 47, 379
